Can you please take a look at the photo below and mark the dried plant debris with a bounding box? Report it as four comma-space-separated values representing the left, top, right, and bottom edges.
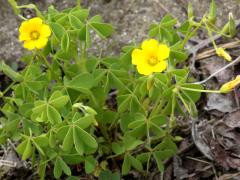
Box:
205, 93, 235, 113
192, 109, 240, 170
201, 57, 234, 84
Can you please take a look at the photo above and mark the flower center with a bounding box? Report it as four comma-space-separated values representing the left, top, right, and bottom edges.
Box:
148, 57, 158, 66
30, 31, 40, 40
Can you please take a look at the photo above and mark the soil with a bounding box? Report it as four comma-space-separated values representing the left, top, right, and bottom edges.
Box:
1, 0, 240, 63
1, 0, 240, 179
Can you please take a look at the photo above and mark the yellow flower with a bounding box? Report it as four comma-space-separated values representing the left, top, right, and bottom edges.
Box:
220, 75, 240, 93
131, 39, 170, 76
216, 47, 232, 61
19, 17, 51, 50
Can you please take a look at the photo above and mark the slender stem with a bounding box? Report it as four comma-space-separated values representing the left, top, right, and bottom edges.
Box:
77, 0, 81, 8
2, 81, 16, 97
193, 55, 240, 84
181, 19, 203, 48
169, 92, 176, 129
146, 122, 151, 149
180, 86, 220, 93
77, 42, 87, 73
40, 53, 61, 83
204, 21, 217, 49
149, 96, 165, 119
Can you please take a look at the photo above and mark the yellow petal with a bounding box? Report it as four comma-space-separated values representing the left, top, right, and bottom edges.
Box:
40, 24, 51, 38
158, 44, 170, 61
19, 22, 32, 34
152, 60, 168, 72
19, 32, 31, 41
28, 17, 43, 26
23, 40, 36, 50
35, 38, 48, 49
136, 63, 153, 76
141, 39, 159, 56
132, 49, 145, 65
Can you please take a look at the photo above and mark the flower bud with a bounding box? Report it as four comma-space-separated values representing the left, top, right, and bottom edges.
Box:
220, 75, 240, 93
216, 47, 232, 61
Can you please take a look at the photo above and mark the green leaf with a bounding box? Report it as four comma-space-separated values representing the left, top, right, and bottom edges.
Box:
73, 127, 84, 155
70, 8, 89, 22
89, 22, 114, 38
38, 160, 47, 180
178, 21, 191, 35
188, 3, 193, 19
32, 101, 47, 114
17, 139, 32, 160
61, 32, 70, 52
153, 152, 164, 172
69, 14, 84, 29
85, 156, 97, 174
99, 170, 120, 180
160, 14, 177, 27
129, 155, 143, 171
62, 127, 73, 152
47, 105, 62, 124
208, 0, 216, 24
181, 84, 203, 102
0, 61, 23, 82
74, 114, 96, 129
49, 22, 65, 40
229, 13, 237, 37
79, 25, 90, 46
89, 15, 102, 22
122, 154, 131, 176
75, 126, 98, 149
123, 135, 143, 151
65, 73, 95, 91
49, 91, 69, 109
59, 157, 71, 176
155, 136, 178, 153
54, 158, 62, 179
118, 95, 131, 113
33, 134, 48, 147
112, 142, 125, 155
32, 140, 45, 156
170, 50, 188, 62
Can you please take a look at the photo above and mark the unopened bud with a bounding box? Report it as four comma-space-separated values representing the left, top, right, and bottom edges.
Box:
216, 47, 232, 61
220, 75, 240, 93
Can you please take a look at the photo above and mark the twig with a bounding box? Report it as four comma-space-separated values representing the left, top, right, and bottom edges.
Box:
195, 40, 240, 60
0, 160, 17, 167
193, 55, 240, 84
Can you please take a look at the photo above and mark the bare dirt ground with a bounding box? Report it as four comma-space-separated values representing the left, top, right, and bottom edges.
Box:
1, 0, 240, 62
1, 0, 240, 179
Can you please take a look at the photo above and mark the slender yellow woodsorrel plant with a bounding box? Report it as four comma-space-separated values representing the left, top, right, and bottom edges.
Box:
0, 0, 238, 179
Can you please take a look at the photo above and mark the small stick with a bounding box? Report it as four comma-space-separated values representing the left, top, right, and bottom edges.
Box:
193, 55, 240, 84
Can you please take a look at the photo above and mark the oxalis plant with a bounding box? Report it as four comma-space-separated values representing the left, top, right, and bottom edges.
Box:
1, 0, 240, 179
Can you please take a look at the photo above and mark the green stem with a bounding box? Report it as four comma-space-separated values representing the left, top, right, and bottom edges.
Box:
181, 19, 203, 48
149, 99, 166, 120
180, 86, 220, 93
77, 0, 81, 8
146, 121, 152, 151
40, 53, 61, 83
77, 42, 87, 73
169, 92, 176, 129
2, 81, 16, 96
204, 21, 217, 49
